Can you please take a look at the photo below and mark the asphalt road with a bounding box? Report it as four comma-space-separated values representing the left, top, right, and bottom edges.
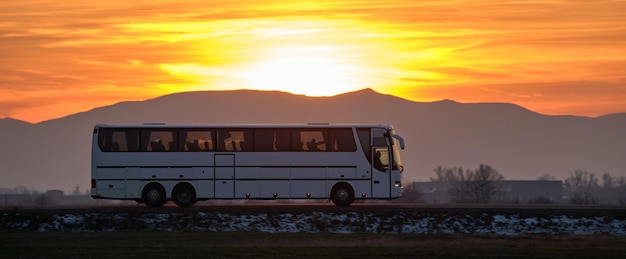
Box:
3, 202, 625, 216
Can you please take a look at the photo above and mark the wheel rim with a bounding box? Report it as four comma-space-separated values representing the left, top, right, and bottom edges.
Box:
332, 185, 354, 206
145, 188, 163, 206
335, 189, 350, 202
176, 189, 191, 203
173, 185, 196, 207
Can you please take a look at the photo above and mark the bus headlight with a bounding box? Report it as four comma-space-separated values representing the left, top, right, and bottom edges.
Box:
395, 181, 402, 188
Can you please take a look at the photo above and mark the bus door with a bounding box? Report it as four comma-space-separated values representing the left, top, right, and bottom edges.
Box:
371, 147, 391, 198
214, 154, 235, 198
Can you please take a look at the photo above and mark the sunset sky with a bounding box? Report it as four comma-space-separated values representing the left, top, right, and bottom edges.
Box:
1, 0, 625, 123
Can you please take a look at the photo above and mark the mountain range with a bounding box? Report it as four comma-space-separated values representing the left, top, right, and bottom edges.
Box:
1, 88, 625, 193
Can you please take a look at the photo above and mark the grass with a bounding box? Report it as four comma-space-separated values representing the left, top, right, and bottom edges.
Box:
2, 231, 626, 258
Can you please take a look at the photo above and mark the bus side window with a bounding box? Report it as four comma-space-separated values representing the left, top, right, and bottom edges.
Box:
293, 140, 304, 151
275, 129, 290, 151
252, 128, 291, 151
111, 142, 120, 151
150, 140, 166, 151
306, 138, 321, 151
98, 129, 138, 152
328, 129, 356, 152
142, 130, 176, 151
239, 130, 253, 151
180, 130, 214, 151
295, 130, 327, 151
186, 140, 201, 151
202, 141, 212, 151
254, 129, 275, 151
357, 128, 371, 163
218, 130, 252, 151
125, 130, 140, 152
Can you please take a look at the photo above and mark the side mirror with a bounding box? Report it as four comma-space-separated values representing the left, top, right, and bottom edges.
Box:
391, 134, 405, 150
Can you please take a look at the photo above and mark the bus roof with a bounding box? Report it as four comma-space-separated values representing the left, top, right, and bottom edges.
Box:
94, 123, 395, 130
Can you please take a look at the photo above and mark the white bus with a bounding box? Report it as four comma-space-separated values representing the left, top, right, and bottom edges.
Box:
91, 123, 405, 207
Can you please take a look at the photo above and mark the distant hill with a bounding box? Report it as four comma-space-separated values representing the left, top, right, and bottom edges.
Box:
0, 117, 33, 130
1, 88, 625, 192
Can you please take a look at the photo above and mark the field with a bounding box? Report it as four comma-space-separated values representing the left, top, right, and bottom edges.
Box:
2, 204, 626, 258
3, 231, 626, 258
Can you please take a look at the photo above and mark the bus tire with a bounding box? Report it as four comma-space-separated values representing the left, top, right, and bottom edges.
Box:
142, 183, 167, 207
172, 183, 196, 207
330, 183, 355, 207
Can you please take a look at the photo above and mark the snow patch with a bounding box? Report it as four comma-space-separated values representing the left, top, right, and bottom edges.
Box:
3, 209, 625, 235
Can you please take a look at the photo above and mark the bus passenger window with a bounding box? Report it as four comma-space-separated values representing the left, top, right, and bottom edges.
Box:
186, 140, 201, 151
202, 141, 212, 151
254, 129, 276, 151
274, 130, 290, 151
98, 129, 138, 152
218, 130, 252, 151
142, 130, 176, 151
150, 139, 166, 151
307, 139, 322, 151
180, 130, 214, 151
328, 129, 356, 152
254, 128, 290, 151
294, 130, 327, 151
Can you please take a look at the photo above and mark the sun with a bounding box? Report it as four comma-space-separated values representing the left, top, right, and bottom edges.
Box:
160, 51, 370, 97
241, 54, 365, 96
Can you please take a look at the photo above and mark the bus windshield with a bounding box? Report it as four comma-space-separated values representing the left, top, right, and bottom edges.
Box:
390, 131, 404, 172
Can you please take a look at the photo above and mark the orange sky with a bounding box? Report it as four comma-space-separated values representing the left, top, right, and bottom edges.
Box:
1, 0, 625, 123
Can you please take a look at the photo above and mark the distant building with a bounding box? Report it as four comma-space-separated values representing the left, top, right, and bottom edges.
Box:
413, 181, 453, 204
503, 180, 562, 204
46, 190, 64, 196
413, 180, 563, 204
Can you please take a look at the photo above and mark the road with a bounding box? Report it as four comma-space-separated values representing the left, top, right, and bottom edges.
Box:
3, 201, 625, 216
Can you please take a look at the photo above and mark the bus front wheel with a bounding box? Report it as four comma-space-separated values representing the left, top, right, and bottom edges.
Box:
172, 183, 196, 207
142, 183, 167, 207
331, 183, 355, 207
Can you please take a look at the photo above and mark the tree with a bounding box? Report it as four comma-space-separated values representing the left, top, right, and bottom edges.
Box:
431, 164, 505, 204
598, 173, 626, 205
431, 166, 465, 182
465, 164, 505, 203
431, 166, 467, 203
601, 173, 625, 189
564, 170, 599, 204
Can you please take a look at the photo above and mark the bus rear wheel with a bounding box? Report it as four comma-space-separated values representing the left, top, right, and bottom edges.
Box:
172, 183, 196, 207
331, 183, 355, 207
142, 183, 167, 207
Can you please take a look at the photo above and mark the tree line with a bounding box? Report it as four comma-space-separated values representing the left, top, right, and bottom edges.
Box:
401, 164, 626, 205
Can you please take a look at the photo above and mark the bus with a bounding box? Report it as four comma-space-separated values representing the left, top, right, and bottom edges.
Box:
91, 123, 405, 207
